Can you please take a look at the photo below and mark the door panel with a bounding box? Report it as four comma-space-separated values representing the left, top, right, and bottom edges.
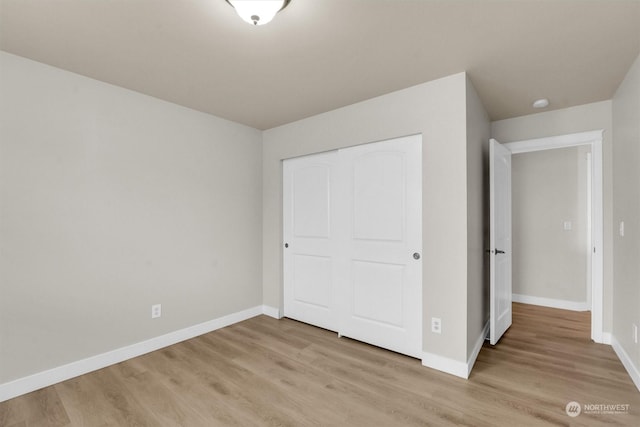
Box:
339, 135, 422, 358
292, 255, 332, 308
490, 138, 513, 345
352, 152, 405, 241
283, 151, 339, 331
292, 166, 330, 238
351, 260, 404, 327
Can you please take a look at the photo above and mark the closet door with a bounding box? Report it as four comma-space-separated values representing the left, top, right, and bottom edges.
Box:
283, 151, 339, 331
337, 135, 422, 358
283, 135, 422, 358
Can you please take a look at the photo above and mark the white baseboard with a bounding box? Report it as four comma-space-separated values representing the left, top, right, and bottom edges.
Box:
262, 305, 281, 319
512, 294, 589, 312
611, 335, 640, 392
422, 351, 469, 379
421, 321, 619, 383
467, 321, 490, 377
0, 305, 264, 403
421, 321, 491, 379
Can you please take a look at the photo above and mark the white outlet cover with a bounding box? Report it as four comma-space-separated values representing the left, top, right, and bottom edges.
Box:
151, 304, 162, 319
431, 317, 441, 334
619, 221, 625, 237
563, 221, 572, 231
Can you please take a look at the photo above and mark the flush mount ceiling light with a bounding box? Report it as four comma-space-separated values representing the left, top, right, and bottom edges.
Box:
226, 0, 291, 26
532, 98, 550, 109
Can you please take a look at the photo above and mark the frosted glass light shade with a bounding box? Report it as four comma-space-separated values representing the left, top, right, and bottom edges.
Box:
228, 0, 288, 26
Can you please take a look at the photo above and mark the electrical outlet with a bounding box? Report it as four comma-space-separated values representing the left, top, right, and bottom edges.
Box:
151, 304, 162, 319
431, 317, 442, 334
633, 324, 638, 344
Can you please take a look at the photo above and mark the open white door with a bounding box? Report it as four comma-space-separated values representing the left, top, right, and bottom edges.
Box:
490, 138, 512, 345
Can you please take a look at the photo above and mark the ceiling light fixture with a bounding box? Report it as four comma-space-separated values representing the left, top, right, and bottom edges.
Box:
226, 0, 291, 26
532, 98, 550, 109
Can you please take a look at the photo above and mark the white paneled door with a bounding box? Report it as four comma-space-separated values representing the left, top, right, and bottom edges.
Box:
283, 151, 339, 332
338, 136, 423, 358
489, 138, 513, 345
283, 135, 422, 358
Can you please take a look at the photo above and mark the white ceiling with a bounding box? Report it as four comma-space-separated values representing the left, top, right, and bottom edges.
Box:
1, 0, 639, 130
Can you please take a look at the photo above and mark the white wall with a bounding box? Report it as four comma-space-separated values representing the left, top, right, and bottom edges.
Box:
612, 53, 640, 387
0, 52, 263, 384
511, 146, 590, 304
465, 76, 491, 359
491, 101, 613, 331
263, 73, 481, 366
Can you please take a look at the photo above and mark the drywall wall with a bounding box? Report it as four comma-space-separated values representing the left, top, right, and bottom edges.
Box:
491, 101, 613, 331
0, 52, 263, 384
465, 76, 490, 360
263, 73, 472, 364
511, 146, 590, 303
612, 53, 640, 383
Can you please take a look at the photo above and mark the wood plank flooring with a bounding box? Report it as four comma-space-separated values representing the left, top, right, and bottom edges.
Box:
2, 303, 639, 426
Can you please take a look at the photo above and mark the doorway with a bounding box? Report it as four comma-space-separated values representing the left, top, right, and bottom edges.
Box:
503, 130, 604, 343
511, 145, 591, 310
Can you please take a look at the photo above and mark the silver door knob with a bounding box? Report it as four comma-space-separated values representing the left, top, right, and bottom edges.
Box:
413, 252, 421, 260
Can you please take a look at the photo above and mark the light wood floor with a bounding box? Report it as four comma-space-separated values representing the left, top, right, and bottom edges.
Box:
2, 303, 639, 426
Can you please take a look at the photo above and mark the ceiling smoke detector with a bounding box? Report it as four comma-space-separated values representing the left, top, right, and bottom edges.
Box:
532, 98, 550, 109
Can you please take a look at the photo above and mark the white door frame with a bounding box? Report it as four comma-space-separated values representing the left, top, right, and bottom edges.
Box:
504, 130, 604, 343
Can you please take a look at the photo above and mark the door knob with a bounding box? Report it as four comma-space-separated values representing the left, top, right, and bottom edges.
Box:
284, 243, 289, 248
413, 252, 421, 260
486, 249, 505, 254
